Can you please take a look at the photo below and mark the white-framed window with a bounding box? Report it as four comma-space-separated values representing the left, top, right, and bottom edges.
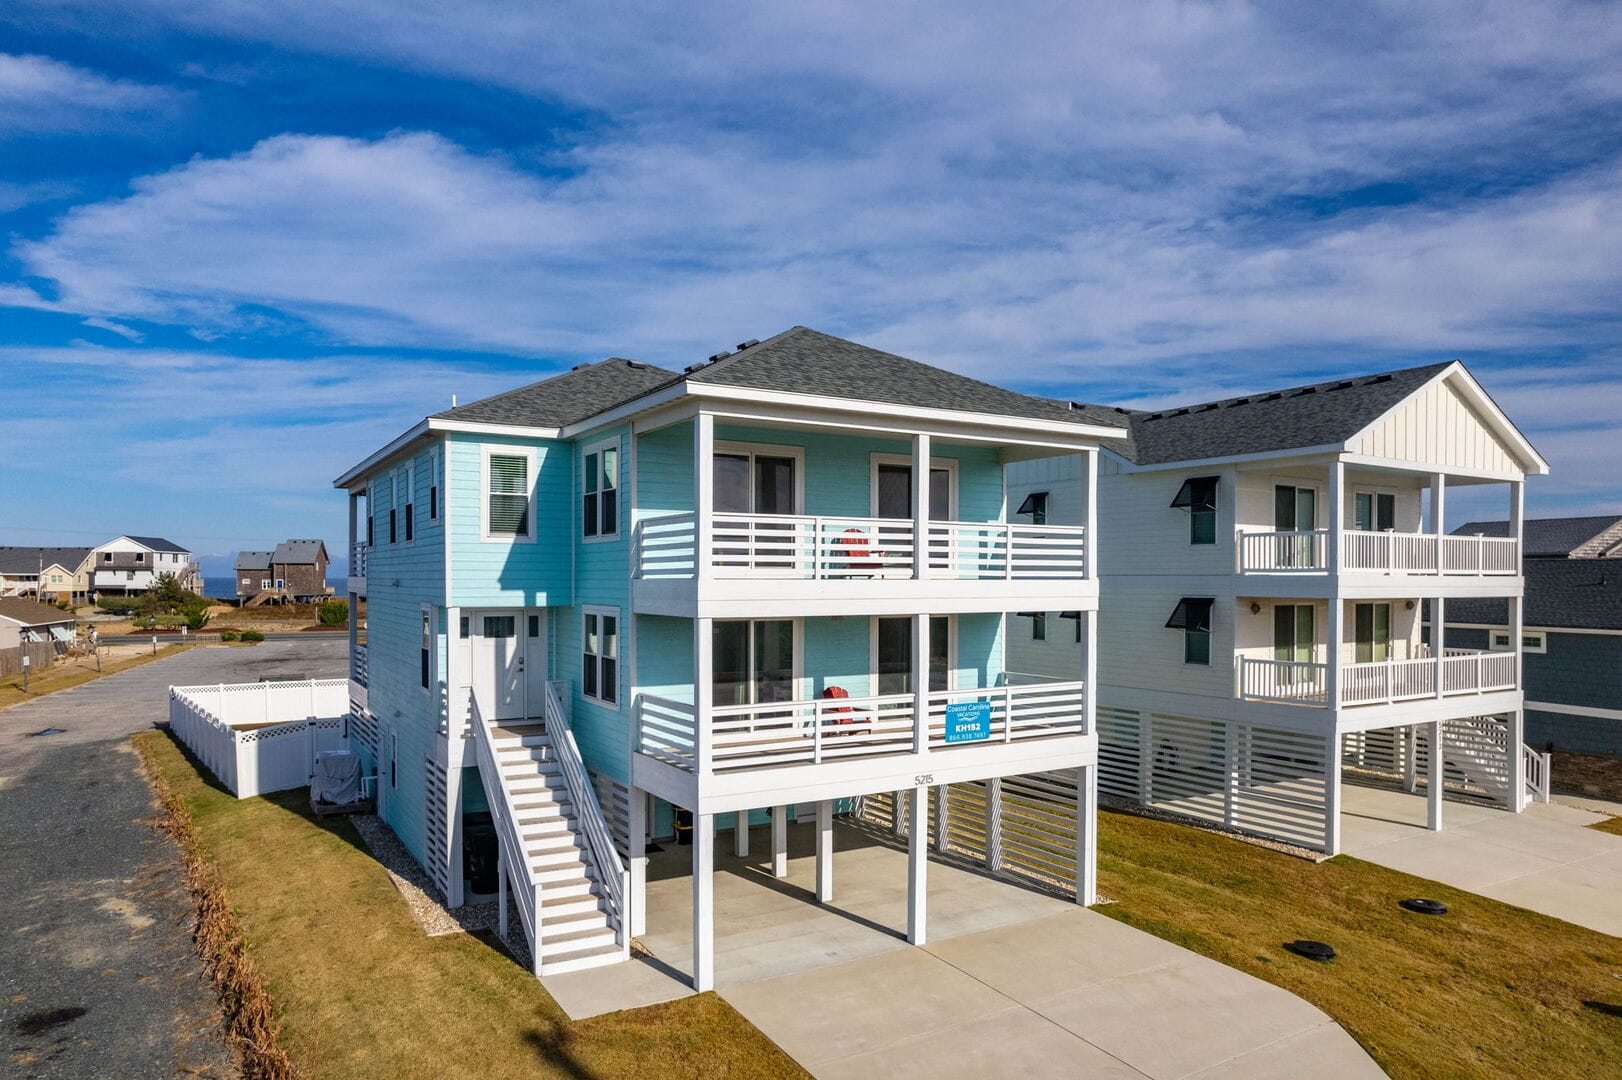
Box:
403, 461, 416, 543
429, 446, 440, 521
1171, 476, 1220, 545
420, 607, 434, 691
388, 469, 399, 544
582, 606, 619, 706
1353, 489, 1397, 532
870, 452, 958, 520
1491, 630, 1545, 654
482, 446, 536, 541
262, 578, 272, 589
582, 438, 620, 540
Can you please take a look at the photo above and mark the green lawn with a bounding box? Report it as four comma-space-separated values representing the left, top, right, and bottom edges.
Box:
1587, 814, 1622, 837
135, 729, 807, 1080
1096, 808, 1622, 1080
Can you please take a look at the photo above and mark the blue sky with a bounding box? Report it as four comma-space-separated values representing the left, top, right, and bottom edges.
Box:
2, 2, 1620, 569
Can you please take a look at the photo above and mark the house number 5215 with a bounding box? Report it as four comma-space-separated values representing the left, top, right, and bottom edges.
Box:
913, 773, 934, 786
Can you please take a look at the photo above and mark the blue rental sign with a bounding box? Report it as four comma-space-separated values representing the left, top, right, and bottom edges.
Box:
943, 700, 992, 744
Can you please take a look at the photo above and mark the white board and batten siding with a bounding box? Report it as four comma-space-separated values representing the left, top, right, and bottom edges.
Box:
1350, 375, 1522, 476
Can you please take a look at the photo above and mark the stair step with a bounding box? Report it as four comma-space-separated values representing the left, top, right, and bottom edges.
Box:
541, 924, 617, 952
527, 832, 587, 856
519, 813, 578, 836
538, 940, 624, 975
530, 847, 591, 870
543, 906, 613, 934
539, 892, 609, 919
538, 878, 602, 901
507, 777, 567, 796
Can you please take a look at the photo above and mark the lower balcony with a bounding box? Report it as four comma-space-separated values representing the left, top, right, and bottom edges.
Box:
1238, 649, 1516, 708
349, 642, 368, 708
632, 679, 1090, 812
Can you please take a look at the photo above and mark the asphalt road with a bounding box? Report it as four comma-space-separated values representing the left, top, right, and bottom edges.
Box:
97, 631, 347, 644
0, 639, 346, 1079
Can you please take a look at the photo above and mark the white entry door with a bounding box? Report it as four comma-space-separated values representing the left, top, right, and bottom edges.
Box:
473, 610, 547, 720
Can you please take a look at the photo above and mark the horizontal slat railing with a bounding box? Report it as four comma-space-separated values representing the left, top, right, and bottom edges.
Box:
1239, 529, 1519, 576
925, 681, 1087, 747
350, 542, 368, 579
632, 511, 1086, 581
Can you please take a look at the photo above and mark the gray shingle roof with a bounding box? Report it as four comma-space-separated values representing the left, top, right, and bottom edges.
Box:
235, 550, 273, 571
1443, 559, 1622, 631
0, 597, 76, 626
1077, 362, 1455, 465
683, 327, 1109, 427
0, 547, 90, 575
271, 540, 327, 565
433, 358, 679, 428
1452, 516, 1622, 559
123, 535, 188, 554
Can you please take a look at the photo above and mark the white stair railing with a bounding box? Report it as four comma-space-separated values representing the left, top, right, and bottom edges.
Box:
542, 681, 631, 953
469, 691, 540, 971
1522, 744, 1552, 805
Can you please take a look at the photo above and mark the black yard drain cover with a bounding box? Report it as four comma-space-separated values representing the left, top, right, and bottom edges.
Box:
1400, 898, 1449, 916
28, 728, 66, 737
1284, 940, 1336, 962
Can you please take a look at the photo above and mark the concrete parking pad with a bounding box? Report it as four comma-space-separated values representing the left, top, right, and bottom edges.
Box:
1340, 785, 1622, 936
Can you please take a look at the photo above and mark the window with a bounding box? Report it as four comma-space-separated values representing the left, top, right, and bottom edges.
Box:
459, 615, 469, 639
389, 730, 398, 789
404, 463, 415, 543
583, 608, 619, 705
367, 510, 374, 547
1061, 610, 1083, 643
135, 552, 144, 563
582, 440, 619, 539
262, 578, 272, 590
1016, 491, 1049, 525
1171, 476, 1219, 545
717, 619, 798, 704
486, 451, 532, 538
874, 616, 950, 695
420, 610, 432, 690
1492, 631, 1545, 654
429, 448, 440, 521
1165, 598, 1214, 665
1354, 602, 1391, 663
1354, 491, 1396, 532
103, 552, 112, 563
1031, 612, 1047, 641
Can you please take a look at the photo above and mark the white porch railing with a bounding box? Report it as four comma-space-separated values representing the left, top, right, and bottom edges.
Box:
1238, 529, 1518, 576
168, 679, 350, 798
1239, 650, 1518, 707
542, 681, 630, 950
1522, 744, 1552, 804
469, 693, 539, 971
633, 511, 1086, 581
350, 542, 369, 579
636, 680, 1087, 773
350, 643, 368, 687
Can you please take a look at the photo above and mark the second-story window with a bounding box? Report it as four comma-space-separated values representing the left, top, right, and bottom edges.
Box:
1016, 491, 1049, 525
1165, 597, 1213, 665
582, 441, 619, 539
429, 449, 440, 521
420, 609, 432, 690
1171, 476, 1219, 545
404, 463, 415, 543
487, 453, 531, 537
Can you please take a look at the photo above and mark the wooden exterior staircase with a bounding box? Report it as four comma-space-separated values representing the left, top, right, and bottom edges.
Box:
471, 684, 629, 976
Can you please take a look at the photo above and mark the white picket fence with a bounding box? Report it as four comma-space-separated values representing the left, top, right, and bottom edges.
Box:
168, 679, 350, 798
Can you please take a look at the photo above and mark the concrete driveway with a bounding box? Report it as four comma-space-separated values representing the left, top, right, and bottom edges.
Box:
545, 820, 1384, 1079
0, 639, 345, 1079
1340, 785, 1622, 937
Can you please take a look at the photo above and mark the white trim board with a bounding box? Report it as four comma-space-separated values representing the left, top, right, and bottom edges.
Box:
1524, 701, 1622, 722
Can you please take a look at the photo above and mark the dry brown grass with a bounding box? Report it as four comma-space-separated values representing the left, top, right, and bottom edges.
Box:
0, 644, 193, 709
1097, 807, 1622, 1080
1587, 814, 1622, 837
134, 729, 808, 1080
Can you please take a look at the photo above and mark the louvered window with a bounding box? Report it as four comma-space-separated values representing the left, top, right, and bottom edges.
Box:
488, 454, 530, 536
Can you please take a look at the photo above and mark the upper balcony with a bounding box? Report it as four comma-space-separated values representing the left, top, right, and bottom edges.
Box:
1238, 648, 1517, 714
633, 511, 1089, 616
348, 542, 369, 596
1237, 529, 1518, 577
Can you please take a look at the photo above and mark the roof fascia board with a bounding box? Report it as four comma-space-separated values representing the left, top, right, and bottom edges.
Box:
559, 382, 692, 439
333, 420, 434, 489
684, 382, 1126, 443
1443, 620, 1622, 637
697, 399, 1107, 452
1113, 444, 1343, 473
1337, 452, 1522, 483
1344, 362, 1549, 476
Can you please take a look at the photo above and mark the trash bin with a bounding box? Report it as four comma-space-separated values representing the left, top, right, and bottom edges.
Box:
674, 807, 694, 846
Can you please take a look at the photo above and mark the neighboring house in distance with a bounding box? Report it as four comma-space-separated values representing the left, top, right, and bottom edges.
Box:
0, 597, 78, 654
335, 326, 1115, 988
1008, 360, 1549, 855
90, 536, 202, 596
1439, 516, 1622, 760
0, 547, 92, 603
235, 540, 332, 604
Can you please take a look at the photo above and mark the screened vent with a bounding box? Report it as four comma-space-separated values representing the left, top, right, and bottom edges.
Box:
1164, 597, 1214, 632
488, 454, 530, 536
1170, 476, 1219, 512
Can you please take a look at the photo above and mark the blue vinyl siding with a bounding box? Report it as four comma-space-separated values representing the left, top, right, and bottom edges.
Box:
446, 433, 572, 608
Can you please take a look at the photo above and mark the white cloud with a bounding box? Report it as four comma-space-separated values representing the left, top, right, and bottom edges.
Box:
0, 53, 179, 133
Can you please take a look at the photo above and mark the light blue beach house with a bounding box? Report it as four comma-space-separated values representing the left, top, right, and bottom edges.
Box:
333, 327, 1119, 987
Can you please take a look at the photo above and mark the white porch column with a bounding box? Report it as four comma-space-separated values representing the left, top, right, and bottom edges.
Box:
1404, 725, 1419, 793
771, 804, 788, 878
733, 810, 750, 857
1508, 709, 1527, 812
445, 765, 464, 908
906, 785, 928, 944
693, 811, 715, 991
933, 786, 950, 852
497, 847, 508, 940
1430, 471, 1447, 542
1508, 478, 1524, 560
913, 613, 931, 754
1082, 448, 1098, 580
1324, 732, 1343, 856
1433, 595, 1445, 698
1426, 721, 1444, 831
1510, 592, 1525, 694
695, 412, 714, 584
912, 432, 931, 580
1075, 763, 1098, 905
629, 787, 648, 937
695, 617, 713, 777
1327, 460, 1344, 712
815, 799, 834, 902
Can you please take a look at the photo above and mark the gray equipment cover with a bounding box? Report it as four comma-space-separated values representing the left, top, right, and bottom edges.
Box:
312, 749, 362, 806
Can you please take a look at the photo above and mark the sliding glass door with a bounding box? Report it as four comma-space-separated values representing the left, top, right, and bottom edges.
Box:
713, 620, 796, 708
875, 616, 951, 695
